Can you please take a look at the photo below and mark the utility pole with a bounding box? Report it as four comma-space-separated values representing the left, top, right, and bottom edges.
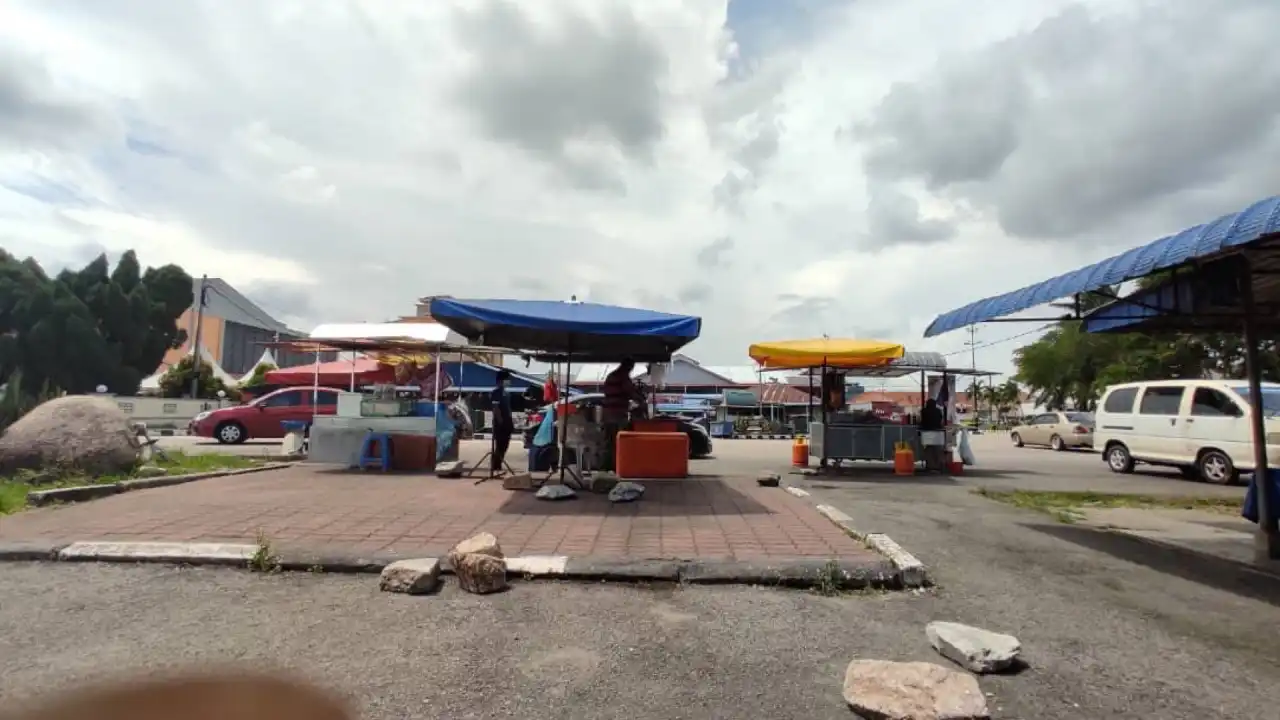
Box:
965, 325, 980, 421
189, 275, 208, 399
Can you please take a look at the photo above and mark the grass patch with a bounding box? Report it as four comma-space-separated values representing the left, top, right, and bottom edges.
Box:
0, 450, 264, 515
974, 488, 1242, 524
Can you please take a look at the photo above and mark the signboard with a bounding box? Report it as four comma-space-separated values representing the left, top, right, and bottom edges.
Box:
723, 389, 757, 407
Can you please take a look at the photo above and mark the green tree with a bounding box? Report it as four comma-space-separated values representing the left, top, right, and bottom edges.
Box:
0, 249, 192, 397
239, 362, 277, 394
158, 355, 234, 400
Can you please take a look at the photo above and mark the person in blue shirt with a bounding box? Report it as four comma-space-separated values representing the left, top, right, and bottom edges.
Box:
489, 370, 514, 474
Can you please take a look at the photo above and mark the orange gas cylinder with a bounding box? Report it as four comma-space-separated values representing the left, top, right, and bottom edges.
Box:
791, 436, 809, 467
893, 442, 916, 476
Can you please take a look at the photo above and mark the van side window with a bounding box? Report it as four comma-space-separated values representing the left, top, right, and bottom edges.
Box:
1103, 387, 1139, 413
1138, 386, 1184, 415
1191, 388, 1243, 417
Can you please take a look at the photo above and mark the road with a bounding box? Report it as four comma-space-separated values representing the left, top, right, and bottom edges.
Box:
1, 558, 1275, 720
1, 434, 1271, 718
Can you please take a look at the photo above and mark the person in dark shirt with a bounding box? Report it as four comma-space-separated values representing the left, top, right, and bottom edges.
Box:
600, 359, 642, 471
919, 399, 944, 431
918, 398, 946, 471
489, 370, 513, 475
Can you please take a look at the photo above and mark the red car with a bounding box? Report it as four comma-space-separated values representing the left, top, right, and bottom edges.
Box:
189, 386, 339, 444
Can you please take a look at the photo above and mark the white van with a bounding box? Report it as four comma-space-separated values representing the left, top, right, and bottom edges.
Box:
1095, 379, 1280, 484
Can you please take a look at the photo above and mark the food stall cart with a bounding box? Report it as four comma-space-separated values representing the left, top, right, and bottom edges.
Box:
264, 337, 498, 470
748, 340, 996, 468
426, 297, 703, 487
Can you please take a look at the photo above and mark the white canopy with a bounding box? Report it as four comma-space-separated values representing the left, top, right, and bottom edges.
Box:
238, 348, 278, 384
309, 322, 468, 346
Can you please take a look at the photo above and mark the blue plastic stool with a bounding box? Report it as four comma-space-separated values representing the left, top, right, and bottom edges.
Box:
357, 432, 393, 472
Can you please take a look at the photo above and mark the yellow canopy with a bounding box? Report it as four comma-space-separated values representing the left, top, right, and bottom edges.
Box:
748, 338, 906, 370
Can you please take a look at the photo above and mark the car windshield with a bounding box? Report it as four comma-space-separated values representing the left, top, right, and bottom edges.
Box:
1065, 412, 1094, 424
1230, 387, 1280, 417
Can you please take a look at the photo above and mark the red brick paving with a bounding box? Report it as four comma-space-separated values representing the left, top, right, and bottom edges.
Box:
0, 466, 874, 561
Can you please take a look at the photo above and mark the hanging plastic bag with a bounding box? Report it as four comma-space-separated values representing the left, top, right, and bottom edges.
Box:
958, 428, 976, 466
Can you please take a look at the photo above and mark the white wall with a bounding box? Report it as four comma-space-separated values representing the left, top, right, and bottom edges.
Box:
112, 397, 226, 428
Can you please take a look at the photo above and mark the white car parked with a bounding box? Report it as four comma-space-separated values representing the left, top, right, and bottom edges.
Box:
1094, 379, 1280, 484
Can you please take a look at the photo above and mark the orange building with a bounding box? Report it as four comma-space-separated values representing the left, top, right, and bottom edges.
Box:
161, 278, 315, 376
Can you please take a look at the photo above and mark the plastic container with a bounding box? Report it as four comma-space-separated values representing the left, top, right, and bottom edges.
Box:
616, 431, 689, 478
1242, 469, 1280, 523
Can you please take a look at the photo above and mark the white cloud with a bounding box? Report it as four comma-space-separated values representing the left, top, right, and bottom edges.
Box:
2, 0, 1277, 387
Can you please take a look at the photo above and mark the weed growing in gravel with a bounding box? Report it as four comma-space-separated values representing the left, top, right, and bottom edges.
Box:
812, 559, 844, 596
248, 530, 281, 573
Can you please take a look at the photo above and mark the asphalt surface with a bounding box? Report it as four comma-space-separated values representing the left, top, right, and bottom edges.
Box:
41, 433, 1264, 718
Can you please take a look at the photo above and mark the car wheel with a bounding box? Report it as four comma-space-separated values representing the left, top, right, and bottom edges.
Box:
1196, 449, 1239, 485
1011, 432, 1023, 448
1050, 434, 1065, 451
214, 421, 247, 445
1106, 443, 1135, 474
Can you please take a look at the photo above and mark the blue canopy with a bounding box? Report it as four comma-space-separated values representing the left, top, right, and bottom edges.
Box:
923, 195, 1280, 337
427, 298, 702, 362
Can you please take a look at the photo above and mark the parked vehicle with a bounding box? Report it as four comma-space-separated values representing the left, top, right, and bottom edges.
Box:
1010, 411, 1094, 451
189, 386, 340, 444
521, 393, 713, 458
1094, 379, 1280, 484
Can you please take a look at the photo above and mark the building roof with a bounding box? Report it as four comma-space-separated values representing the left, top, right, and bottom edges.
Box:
749, 383, 813, 405
199, 278, 293, 334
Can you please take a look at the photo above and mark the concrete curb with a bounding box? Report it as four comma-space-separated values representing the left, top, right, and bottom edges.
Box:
25, 462, 298, 508
0, 541, 900, 590
815, 504, 930, 588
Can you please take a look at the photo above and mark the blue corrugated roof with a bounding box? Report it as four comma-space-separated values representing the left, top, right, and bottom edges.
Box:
1079, 281, 1194, 334
923, 196, 1280, 338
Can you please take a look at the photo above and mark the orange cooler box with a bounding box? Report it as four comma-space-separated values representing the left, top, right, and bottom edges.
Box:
615, 431, 689, 479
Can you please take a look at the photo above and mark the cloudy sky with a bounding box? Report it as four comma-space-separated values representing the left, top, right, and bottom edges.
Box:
3, 0, 1279, 381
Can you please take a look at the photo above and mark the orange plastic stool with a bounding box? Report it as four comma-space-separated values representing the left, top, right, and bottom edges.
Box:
615, 431, 689, 478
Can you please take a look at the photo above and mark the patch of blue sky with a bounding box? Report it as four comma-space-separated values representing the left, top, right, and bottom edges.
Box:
724, 0, 852, 78
0, 176, 92, 207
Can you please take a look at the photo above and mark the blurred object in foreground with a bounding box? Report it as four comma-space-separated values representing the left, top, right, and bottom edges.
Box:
0, 671, 351, 720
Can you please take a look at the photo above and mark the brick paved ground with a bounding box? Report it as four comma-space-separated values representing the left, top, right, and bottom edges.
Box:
0, 465, 875, 561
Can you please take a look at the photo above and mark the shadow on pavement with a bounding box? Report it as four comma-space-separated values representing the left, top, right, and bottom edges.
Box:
1026, 521, 1280, 607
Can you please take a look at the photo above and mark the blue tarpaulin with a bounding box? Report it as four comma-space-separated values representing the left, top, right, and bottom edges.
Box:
428, 298, 702, 362
923, 196, 1280, 337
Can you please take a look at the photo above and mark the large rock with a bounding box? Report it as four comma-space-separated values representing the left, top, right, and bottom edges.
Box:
454, 553, 508, 594
447, 532, 503, 569
379, 558, 442, 595
926, 621, 1022, 674
0, 395, 140, 478
842, 660, 989, 720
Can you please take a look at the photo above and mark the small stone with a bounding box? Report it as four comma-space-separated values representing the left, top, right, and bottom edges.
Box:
926, 621, 1022, 674
435, 460, 465, 477
447, 532, 503, 570
134, 464, 167, 478
502, 472, 534, 490
590, 472, 620, 494
454, 552, 508, 594
756, 471, 781, 487
843, 659, 989, 720
536, 484, 577, 501
379, 558, 442, 595
608, 481, 645, 503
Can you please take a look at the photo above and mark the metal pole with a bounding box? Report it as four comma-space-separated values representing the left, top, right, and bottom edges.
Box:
189, 275, 207, 398
1240, 259, 1278, 562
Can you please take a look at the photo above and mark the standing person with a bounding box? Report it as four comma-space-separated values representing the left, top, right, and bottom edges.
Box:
543, 368, 559, 403
489, 370, 514, 476
600, 358, 642, 471
918, 398, 945, 472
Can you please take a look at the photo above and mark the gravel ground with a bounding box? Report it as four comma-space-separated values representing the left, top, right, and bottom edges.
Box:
0, 557, 1275, 719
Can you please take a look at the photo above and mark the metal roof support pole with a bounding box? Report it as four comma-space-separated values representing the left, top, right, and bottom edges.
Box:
1239, 258, 1280, 562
